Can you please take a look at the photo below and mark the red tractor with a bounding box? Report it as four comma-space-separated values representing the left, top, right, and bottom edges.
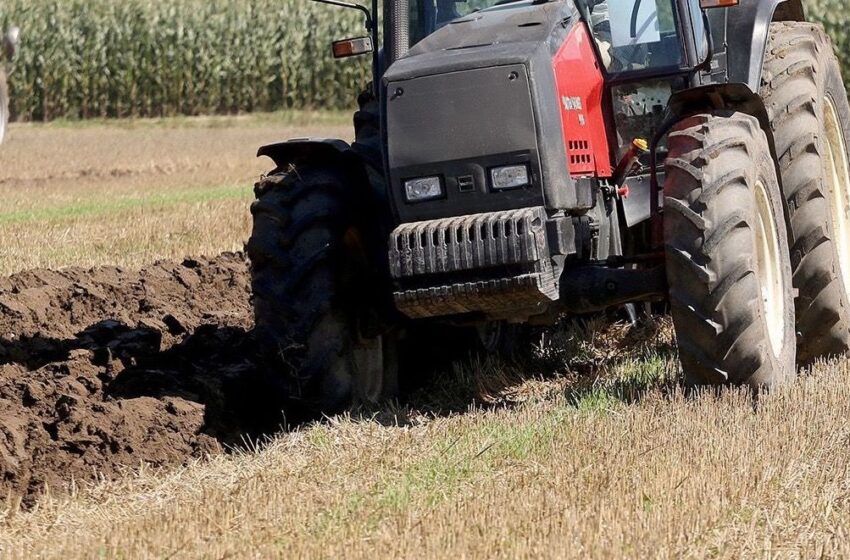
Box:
248, 0, 850, 411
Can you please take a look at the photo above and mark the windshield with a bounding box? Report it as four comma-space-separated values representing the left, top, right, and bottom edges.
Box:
408, 0, 684, 75
578, 0, 683, 74
409, 0, 518, 46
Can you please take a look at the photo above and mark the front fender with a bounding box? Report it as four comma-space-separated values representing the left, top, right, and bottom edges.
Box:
257, 138, 360, 171
664, 83, 789, 236
256, 137, 392, 229
666, 83, 778, 167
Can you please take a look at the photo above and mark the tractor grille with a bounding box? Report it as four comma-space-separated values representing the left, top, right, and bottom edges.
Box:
389, 207, 558, 318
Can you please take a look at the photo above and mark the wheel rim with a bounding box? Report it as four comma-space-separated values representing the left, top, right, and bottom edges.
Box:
823, 96, 850, 299
476, 321, 502, 353
753, 180, 787, 358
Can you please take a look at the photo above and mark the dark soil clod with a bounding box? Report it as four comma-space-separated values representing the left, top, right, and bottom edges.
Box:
0, 252, 291, 506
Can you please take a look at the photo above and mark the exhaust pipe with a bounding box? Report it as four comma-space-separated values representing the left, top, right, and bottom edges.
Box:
386, 0, 410, 64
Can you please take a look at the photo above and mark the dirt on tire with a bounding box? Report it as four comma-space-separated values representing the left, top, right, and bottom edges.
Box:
663, 111, 796, 388
0, 253, 288, 506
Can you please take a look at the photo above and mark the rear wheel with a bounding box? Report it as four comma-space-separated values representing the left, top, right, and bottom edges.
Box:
761, 22, 850, 363
663, 112, 796, 388
247, 166, 395, 414
474, 321, 538, 362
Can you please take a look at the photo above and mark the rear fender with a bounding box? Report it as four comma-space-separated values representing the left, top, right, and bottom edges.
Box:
708, 0, 805, 92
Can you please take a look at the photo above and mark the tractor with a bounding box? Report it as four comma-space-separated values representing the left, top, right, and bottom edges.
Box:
247, 0, 850, 412
0, 26, 19, 144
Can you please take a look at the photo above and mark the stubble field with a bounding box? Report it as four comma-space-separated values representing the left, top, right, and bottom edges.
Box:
1, 116, 850, 559
0, 112, 350, 275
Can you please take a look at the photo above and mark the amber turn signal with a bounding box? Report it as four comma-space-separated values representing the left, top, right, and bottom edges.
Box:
331, 37, 373, 59
699, 0, 739, 8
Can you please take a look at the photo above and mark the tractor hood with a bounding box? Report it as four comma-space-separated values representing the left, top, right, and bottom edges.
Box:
382, 0, 587, 223
385, 1, 572, 81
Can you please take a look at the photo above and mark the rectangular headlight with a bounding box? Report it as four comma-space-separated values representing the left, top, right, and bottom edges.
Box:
404, 176, 443, 202
490, 165, 530, 191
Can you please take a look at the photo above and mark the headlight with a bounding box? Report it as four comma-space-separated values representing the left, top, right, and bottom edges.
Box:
404, 176, 443, 202
490, 165, 530, 191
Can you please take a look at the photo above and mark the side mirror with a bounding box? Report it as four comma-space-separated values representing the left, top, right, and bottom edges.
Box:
332, 36, 373, 59
3, 27, 19, 60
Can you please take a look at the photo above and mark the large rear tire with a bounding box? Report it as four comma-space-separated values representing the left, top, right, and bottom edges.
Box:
760, 22, 850, 364
247, 166, 395, 414
663, 112, 796, 388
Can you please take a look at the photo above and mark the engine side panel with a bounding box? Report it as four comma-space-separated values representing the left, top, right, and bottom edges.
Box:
383, 2, 594, 221
552, 23, 612, 177
386, 64, 545, 223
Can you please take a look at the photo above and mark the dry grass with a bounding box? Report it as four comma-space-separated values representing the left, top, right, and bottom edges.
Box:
0, 111, 351, 275
2, 115, 850, 558
2, 339, 850, 558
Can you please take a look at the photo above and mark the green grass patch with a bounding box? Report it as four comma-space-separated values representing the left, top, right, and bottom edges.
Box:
310, 406, 568, 538
0, 183, 251, 225
16, 110, 352, 131
567, 352, 679, 412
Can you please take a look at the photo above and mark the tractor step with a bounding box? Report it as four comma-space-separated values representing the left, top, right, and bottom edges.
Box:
388, 207, 558, 319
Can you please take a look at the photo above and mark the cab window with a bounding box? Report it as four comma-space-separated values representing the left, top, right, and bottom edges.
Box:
408, 0, 532, 47
583, 0, 684, 74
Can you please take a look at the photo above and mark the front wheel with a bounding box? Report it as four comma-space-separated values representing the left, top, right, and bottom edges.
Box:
663, 112, 796, 389
246, 165, 395, 414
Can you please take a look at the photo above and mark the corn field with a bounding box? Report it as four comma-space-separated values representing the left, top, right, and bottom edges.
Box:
0, 0, 371, 119
807, 0, 850, 78
0, 0, 846, 121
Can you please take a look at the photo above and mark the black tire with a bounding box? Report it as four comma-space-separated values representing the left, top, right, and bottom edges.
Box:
473, 321, 538, 362
247, 166, 395, 414
761, 22, 850, 364
663, 112, 796, 388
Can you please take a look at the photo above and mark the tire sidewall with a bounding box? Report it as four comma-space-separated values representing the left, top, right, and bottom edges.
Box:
753, 147, 797, 383
820, 55, 850, 303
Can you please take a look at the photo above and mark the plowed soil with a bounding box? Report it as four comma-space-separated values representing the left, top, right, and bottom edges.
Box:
0, 253, 284, 505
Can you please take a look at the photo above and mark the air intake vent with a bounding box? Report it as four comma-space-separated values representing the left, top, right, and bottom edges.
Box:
568, 139, 594, 172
